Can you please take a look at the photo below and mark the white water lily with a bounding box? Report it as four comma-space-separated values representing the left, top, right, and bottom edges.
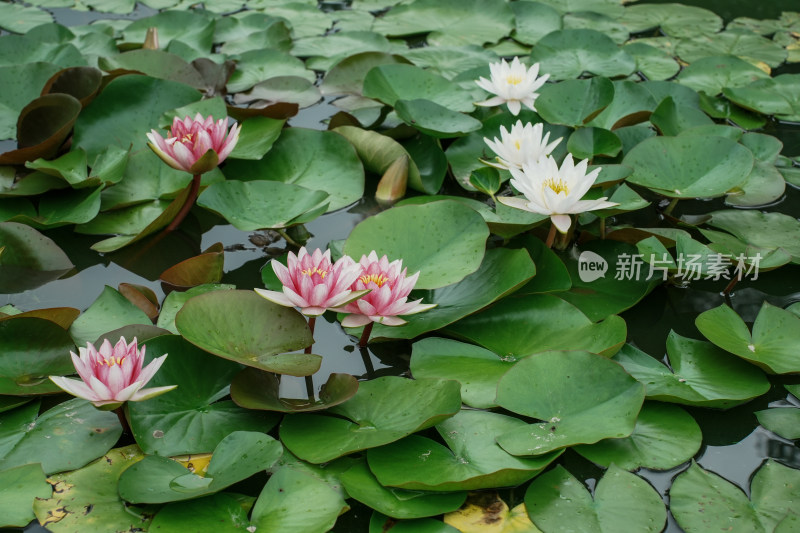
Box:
475, 57, 549, 116
483, 121, 562, 170
497, 154, 618, 233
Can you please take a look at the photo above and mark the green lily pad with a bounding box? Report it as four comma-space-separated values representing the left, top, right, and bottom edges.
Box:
372, 512, 460, 533
624, 42, 680, 81
535, 77, 614, 128
677, 30, 787, 68
235, 76, 321, 108
0, 463, 50, 527
0, 62, 62, 140
511, 1, 562, 45
676, 55, 771, 96
671, 461, 800, 533
33, 445, 156, 533
495, 351, 644, 456
223, 128, 363, 212
528, 29, 636, 80
372, 0, 513, 45
149, 493, 254, 532
0, 221, 73, 293
250, 467, 349, 533
0, 2, 53, 33
321, 51, 412, 96
525, 464, 666, 533
612, 333, 770, 408
363, 64, 475, 113
127, 335, 278, 456
372, 247, 536, 341
650, 97, 714, 136
402, 45, 498, 80
624, 135, 753, 199
99, 50, 205, 89
567, 127, 621, 159
725, 160, 785, 208
227, 116, 285, 160
156, 283, 235, 334
339, 460, 466, 519
0, 316, 75, 395
122, 10, 215, 52
227, 48, 314, 93
0, 396, 30, 413
231, 369, 359, 413
175, 290, 316, 376
512, 233, 572, 294
574, 402, 701, 470
410, 337, 516, 409
756, 407, 800, 440
279, 377, 461, 463
698, 92, 767, 130
723, 74, 800, 122
0, 398, 120, 474
69, 285, 152, 348
706, 209, 800, 263
368, 410, 563, 491
197, 180, 329, 231
696, 302, 800, 374
159, 247, 223, 288
73, 74, 201, 160
586, 80, 657, 130
396, 98, 482, 138
446, 293, 626, 358
119, 431, 283, 503
619, 3, 722, 38
343, 200, 488, 290
296, 31, 398, 71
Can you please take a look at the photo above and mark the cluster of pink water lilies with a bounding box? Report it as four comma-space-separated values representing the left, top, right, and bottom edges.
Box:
256, 247, 435, 328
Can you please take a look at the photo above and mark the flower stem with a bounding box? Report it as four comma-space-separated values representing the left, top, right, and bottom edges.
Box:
359, 321, 374, 347
359, 345, 375, 379
304, 316, 316, 402
544, 222, 557, 249
275, 228, 302, 248
600, 218, 606, 240
663, 198, 679, 217
165, 173, 202, 232
114, 405, 131, 434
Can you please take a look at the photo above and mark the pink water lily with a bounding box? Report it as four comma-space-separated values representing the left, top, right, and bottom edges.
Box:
255, 247, 367, 316
341, 251, 435, 327
49, 337, 175, 409
146, 113, 241, 174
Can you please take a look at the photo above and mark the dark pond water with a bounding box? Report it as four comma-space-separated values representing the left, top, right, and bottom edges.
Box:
5, 1, 800, 532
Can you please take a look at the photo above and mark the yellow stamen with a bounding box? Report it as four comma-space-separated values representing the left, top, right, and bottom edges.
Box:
543, 177, 569, 195
506, 75, 524, 85
181, 133, 194, 143
301, 267, 328, 279
514, 140, 521, 150
359, 273, 389, 287
101, 357, 125, 367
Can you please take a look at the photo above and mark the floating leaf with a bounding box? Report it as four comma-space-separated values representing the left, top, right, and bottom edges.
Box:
127, 335, 277, 456
231, 370, 358, 413
495, 351, 644, 456
33, 446, 155, 533
696, 302, 800, 374
619, 3, 722, 38
340, 460, 466, 519
159, 246, 224, 288
279, 377, 461, 463
68, 286, 152, 348
574, 402, 702, 471
444, 493, 541, 533
0, 398, 120, 474
756, 407, 800, 440
723, 74, 800, 122
676, 55, 770, 96
119, 431, 283, 503
511, 1, 562, 45
364, 64, 475, 113
612, 333, 770, 408
528, 29, 636, 80
343, 200, 488, 289
706, 209, 800, 263
671, 461, 800, 533
0, 463, 50, 527
148, 493, 253, 532
677, 30, 787, 68
0, 221, 72, 293
535, 77, 614, 128
368, 410, 563, 491
175, 290, 316, 376
525, 465, 666, 532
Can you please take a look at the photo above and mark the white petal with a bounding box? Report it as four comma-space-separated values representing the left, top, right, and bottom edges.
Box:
551, 214, 572, 233
49, 376, 101, 402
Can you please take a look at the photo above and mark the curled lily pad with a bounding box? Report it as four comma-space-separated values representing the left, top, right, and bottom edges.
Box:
495, 351, 645, 456
395, 99, 482, 138
231, 369, 359, 413
363, 64, 475, 113
706, 209, 800, 263
175, 290, 316, 376
723, 74, 800, 122
159, 245, 224, 288
99, 50, 205, 89
41, 66, 103, 106
528, 29, 636, 80
367, 410, 563, 491
0, 62, 62, 140
535, 77, 614, 128
0, 221, 73, 293
279, 377, 462, 463
612, 333, 770, 408
119, 431, 283, 504
696, 302, 800, 374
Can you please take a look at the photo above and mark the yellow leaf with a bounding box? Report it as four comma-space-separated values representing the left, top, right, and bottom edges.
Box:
444, 493, 542, 533
172, 453, 212, 477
